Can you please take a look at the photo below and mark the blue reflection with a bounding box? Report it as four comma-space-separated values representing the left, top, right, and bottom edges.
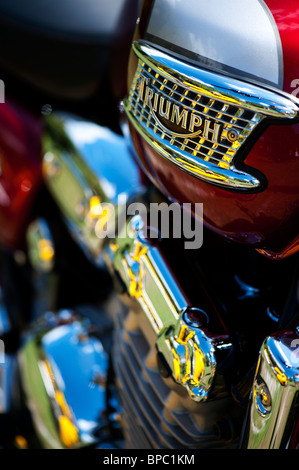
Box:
42, 321, 108, 441
65, 119, 141, 203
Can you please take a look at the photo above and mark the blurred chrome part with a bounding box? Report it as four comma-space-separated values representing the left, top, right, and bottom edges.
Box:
0, 287, 11, 337
104, 214, 232, 402
42, 113, 143, 264
0, 339, 4, 366
253, 377, 272, 417
242, 332, 299, 449
124, 41, 299, 190
19, 308, 115, 448
156, 309, 217, 402
27, 218, 55, 273
0, 347, 23, 445
0, 354, 19, 416
0, 361, 7, 413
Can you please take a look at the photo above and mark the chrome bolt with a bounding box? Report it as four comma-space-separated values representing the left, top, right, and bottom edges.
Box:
227, 128, 240, 143
182, 307, 209, 328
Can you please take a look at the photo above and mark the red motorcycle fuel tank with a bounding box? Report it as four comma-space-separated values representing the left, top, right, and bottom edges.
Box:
125, 0, 299, 259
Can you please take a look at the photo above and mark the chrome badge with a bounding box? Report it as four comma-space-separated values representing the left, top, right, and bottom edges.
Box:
124, 41, 299, 190
156, 309, 217, 402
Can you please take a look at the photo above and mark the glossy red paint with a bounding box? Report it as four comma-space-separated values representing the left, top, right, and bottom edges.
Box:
128, 1, 299, 259
265, 0, 299, 96
0, 100, 42, 249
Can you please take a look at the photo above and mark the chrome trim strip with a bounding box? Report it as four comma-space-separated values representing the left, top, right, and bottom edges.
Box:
111, 227, 185, 335
104, 214, 231, 402
242, 332, 299, 449
124, 41, 299, 191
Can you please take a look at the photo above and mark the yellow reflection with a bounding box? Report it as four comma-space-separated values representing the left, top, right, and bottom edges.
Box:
193, 345, 205, 385
176, 157, 227, 182
58, 415, 79, 449
14, 435, 28, 449
170, 326, 204, 387
261, 387, 271, 406
55, 390, 72, 420
171, 344, 181, 383
41, 360, 79, 448
88, 195, 102, 218
38, 239, 55, 262
218, 161, 230, 170
109, 242, 119, 253
126, 242, 148, 299
181, 80, 239, 105
274, 367, 287, 386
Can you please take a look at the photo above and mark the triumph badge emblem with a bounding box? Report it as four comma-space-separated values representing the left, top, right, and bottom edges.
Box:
124, 42, 299, 191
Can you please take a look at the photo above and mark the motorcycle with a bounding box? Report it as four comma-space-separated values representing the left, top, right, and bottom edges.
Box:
0, 0, 298, 450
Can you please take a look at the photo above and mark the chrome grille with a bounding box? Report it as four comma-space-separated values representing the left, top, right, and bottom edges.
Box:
128, 62, 263, 170
113, 308, 238, 449
124, 42, 299, 191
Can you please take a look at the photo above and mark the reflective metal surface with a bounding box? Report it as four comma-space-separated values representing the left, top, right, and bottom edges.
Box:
19, 308, 114, 448
104, 214, 232, 402
0, 287, 11, 337
242, 331, 299, 449
124, 41, 299, 190
27, 218, 55, 273
0, 354, 17, 416
156, 308, 217, 401
42, 113, 143, 263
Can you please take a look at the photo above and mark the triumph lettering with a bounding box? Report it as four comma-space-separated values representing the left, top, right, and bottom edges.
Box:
159, 96, 171, 120
171, 104, 188, 129
144, 85, 154, 109
189, 113, 202, 133
203, 120, 221, 143
135, 77, 221, 142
